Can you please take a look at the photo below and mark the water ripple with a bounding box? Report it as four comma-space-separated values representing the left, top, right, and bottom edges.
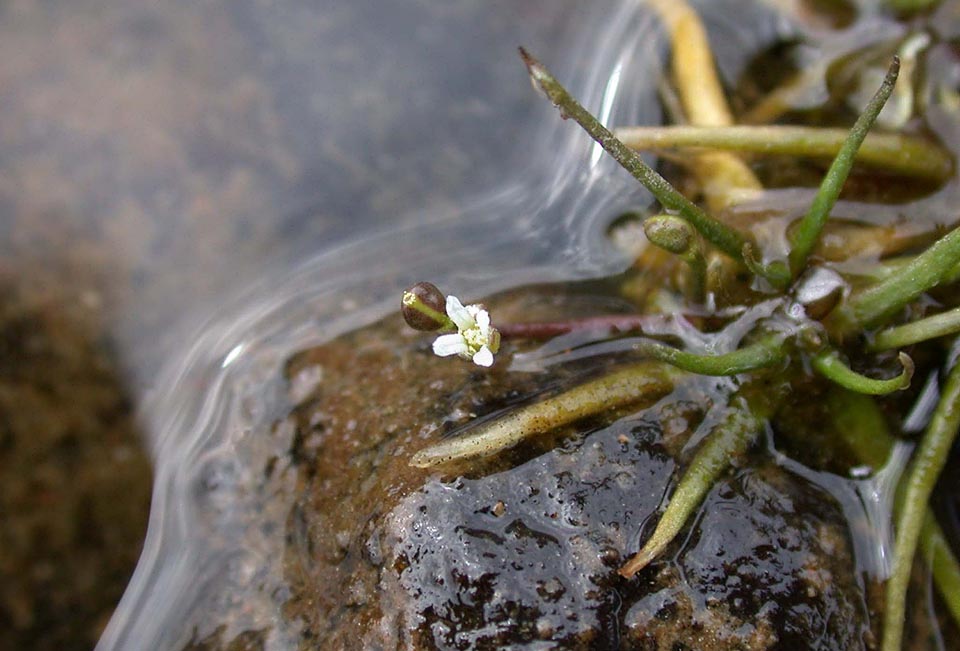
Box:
96, 1, 886, 649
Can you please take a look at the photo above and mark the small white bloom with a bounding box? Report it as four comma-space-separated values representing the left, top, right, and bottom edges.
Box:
431, 295, 501, 367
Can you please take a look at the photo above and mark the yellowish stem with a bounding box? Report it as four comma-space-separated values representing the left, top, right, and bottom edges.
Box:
647, 0, 733, 127
614, 125, 952, 181
647, 0, 762, 210
410, 362, 678, 468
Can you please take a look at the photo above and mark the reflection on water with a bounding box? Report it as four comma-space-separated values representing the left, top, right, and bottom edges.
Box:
65, 0, 960, 648
97, 2, 671, 646
0, 1, 593, 648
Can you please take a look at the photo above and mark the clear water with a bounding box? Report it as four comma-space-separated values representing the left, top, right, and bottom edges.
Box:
96, 1, 960, 649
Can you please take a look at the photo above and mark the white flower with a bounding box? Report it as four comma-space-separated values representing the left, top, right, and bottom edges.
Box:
432, 295, 501, 367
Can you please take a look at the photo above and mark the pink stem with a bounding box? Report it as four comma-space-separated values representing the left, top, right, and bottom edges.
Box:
498, 314, 685, 340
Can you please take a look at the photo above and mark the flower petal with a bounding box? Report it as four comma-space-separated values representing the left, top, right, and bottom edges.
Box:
433, 333, 468, 357
475, 308, 490, 334
472, 346, 494, 367
446, 295, 474, 331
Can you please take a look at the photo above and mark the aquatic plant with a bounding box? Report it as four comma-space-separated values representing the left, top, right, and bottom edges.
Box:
402, 1, 960, 648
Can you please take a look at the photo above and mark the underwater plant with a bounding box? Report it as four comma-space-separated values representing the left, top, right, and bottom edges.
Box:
401, 1, 960, 649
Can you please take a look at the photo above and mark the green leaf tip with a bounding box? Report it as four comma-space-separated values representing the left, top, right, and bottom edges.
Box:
811, 349, 913, 395
620, 390, 770, 578
518, 47, 753, 265
788, 56, 900, 278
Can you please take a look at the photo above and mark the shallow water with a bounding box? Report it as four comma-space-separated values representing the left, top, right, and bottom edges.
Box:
89, 0, 960, 649
96, 1, 676, 647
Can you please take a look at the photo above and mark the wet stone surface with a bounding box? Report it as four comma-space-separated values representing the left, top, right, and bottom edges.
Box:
264, 296, 873, 650
0, 2, 581, 648
621, 464, 868, 651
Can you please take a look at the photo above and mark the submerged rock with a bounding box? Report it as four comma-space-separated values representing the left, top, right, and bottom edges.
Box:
270, 304, 871, 650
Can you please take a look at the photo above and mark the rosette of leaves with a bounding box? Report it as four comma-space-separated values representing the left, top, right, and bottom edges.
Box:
402, 3, 960, 649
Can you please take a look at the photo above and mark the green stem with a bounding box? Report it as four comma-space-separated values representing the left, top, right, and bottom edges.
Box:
410, 361, 678, 468
811, 350, 913, 395
883, 358, 960, 651
838, 224, 960, 329
635, 334, 785, 376
828, 390, 960, 628
921, 516, 960, 628
683, 250, 707, 306
519, 48, 752, 265
742, 242, 791, 290
619, 386, 773, 577
613, 125, 951, 181
788, 57, 900, 277
871, 306, 960, 350
886, 0, 939, 10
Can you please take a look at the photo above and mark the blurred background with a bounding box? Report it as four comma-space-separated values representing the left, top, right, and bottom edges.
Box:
0, 1, 587, 648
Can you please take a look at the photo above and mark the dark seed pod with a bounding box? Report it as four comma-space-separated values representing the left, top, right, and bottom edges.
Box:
401, 281, 448, 331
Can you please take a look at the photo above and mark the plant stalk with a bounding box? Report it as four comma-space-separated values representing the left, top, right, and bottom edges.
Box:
519, 48, 753, 266
646, 0, 762, 210
871, 306, 960, 350
614, 125, 950, 181
883, 358, 960, 651
836, 224, 960, 329
410, 361, 678, 468
811, 350, 913, 394
619, 384, 774, 577
788, 57, 900, 277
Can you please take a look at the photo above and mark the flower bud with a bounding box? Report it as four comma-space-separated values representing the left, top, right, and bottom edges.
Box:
644, 215, 695, 256
401, 282, 448, 331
